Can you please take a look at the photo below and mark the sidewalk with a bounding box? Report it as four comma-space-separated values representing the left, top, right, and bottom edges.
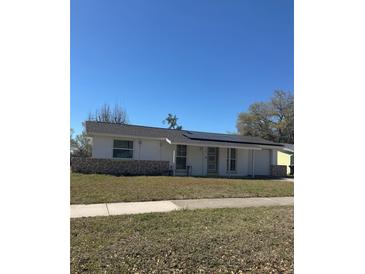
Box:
71, 197, 293, 218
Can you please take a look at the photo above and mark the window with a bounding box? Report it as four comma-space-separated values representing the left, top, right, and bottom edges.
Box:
207, 147, 218, 172
113, 140, 133, 159
176, 145, 187, 170
226, 148, 236, 172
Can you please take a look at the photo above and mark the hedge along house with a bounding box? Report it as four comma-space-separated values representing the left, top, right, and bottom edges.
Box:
83, 121, 288, 177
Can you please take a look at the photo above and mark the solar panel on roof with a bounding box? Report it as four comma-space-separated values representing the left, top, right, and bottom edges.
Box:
183, 132, 281, 146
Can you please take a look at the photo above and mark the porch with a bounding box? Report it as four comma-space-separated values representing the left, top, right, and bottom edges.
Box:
172, 145, 276, 177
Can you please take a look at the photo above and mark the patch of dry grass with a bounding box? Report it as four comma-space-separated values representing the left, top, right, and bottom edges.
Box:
71, 173, 294, 204
71, 206, 294, 273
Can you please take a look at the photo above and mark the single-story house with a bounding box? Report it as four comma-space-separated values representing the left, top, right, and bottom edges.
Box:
82, 121, 289, 177
277, 144, 294, 175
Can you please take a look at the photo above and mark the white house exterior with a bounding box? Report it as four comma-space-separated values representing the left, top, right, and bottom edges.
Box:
85, 121, 286, 177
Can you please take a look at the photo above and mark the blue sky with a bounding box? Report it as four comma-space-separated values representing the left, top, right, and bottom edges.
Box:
71, 0, 293, 134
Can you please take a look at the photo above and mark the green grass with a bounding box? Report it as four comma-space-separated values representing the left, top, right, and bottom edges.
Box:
71, 173, 294, 204
71, 206, 294, 273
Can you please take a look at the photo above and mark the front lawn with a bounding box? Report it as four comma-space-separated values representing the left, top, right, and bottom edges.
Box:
71, 206, 294, 273
71, 173, 294, 204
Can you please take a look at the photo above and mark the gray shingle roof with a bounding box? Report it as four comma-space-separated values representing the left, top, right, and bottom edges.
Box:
85, 121, 285, 148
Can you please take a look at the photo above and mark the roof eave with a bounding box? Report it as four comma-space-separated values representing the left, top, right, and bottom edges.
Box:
169, 141, 263, 150
87, 132, 171, 142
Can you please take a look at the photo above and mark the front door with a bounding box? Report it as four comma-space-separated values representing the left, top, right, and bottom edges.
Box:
207, 147, 218, 174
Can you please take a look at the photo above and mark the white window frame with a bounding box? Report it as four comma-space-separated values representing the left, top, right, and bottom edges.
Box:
226, 148, 237, 172
113, 139, 134, 159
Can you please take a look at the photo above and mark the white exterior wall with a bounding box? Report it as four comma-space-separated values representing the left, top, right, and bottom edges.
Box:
218, 148, 225, 176
201, 147, 208, 175
187, 146, 204, 176
161, 142, 175, 166
91, 135, 114, 159
138, 139, 161, 160
270, 149, 278, 165
91, 135, 165, 162
91, 135, 274, 177
236, 149, 250, 176
217, 148, 251, 177
254, 149, 271, 176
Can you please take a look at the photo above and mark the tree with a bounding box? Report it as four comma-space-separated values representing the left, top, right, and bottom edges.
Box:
71, 103, 128, 157
70, 126, 92, 157
88, 103, 128, 124
70, 128, 75, 147
163, 113, 182, 130
236, 90, 294, 143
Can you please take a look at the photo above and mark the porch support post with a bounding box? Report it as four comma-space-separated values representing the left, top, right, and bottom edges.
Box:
138, 140, 142, 160
251, 150, 255, 178
227, 148, 231, 178
172, 148, 176, 176
201, 147, 204, 175
270, 149, 277, 166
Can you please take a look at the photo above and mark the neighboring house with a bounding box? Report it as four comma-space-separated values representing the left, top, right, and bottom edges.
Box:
277, 144, 294, 175
70, 145, 77, 155
85, 121, 288, 177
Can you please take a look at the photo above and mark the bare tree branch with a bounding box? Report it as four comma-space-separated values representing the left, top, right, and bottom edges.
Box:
88, 103, 128, 124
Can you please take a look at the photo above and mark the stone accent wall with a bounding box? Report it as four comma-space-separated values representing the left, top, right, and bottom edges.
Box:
271, 165, 288, 177
71, 157, 170, 176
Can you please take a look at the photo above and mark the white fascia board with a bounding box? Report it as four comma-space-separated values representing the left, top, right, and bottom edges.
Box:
276, 147, 294, 153
90, 132, 169, 142
258, 145, 288, 150
170, 142, 262, 150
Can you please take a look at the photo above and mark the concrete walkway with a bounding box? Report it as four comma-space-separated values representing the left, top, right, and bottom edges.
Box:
71, 197, 293, 218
